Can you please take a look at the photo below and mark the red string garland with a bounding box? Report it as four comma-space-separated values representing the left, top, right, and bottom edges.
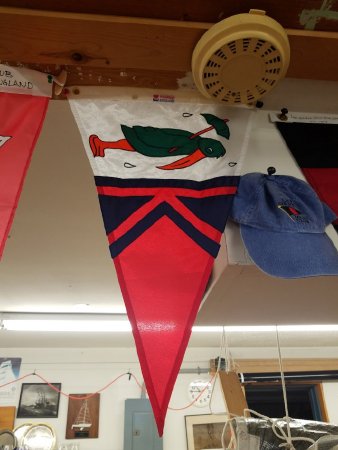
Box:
0, 370, 216, 409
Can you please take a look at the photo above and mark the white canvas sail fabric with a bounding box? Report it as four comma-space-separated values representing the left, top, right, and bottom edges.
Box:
69, 92, 252, 180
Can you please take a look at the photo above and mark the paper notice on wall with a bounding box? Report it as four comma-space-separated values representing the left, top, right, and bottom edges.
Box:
0, 64, 53, 97
269, 112, 338, 124
0, 357, 22, 403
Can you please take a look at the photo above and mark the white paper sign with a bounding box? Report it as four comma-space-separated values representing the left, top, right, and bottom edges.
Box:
0, 357, 22, 403
0, 64, 53, 97
270, 111, 338, 124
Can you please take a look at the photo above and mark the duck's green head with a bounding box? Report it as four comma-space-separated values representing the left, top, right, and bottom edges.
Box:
199, 138, 226, 159
158, 136, 227, 170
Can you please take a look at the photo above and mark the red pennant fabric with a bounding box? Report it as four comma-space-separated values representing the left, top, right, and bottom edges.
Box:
0, 93, 49, 258
69, 96, 251, 434
98, 178, 237, 434
117, 221, 213, 435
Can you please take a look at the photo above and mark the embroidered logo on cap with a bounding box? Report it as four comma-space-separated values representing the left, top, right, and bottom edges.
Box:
278, 202, 309, 223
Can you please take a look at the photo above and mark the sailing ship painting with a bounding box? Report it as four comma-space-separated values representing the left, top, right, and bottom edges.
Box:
17, 383, 61, 418
71, 399, 92, 433
66, 394, 100, 439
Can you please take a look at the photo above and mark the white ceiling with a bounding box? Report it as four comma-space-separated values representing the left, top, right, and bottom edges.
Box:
1, 79, 338, 348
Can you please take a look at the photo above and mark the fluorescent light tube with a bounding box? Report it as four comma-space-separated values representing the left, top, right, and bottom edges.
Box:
1, 314, 338, 334
3, 319, 132, 332
192, 325, 338, 333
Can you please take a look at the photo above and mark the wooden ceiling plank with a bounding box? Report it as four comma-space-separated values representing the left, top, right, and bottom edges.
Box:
287, 29, 338, 81
1, 0, 336, 31
0, 7, 337, 84
0, 7, 208, 72
63, 66, 186, 91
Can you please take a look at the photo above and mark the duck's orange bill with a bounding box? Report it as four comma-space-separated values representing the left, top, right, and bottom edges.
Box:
157, 149, 206, 170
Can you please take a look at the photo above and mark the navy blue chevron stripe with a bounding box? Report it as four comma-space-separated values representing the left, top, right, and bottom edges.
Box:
177, 195, 235, 232
98, 194, 153, 235
109, 202, 221, 258
95, 175, 239, 190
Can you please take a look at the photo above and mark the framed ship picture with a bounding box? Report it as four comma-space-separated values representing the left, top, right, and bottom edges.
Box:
17, 383, 61, 418
66, 393, 100, 439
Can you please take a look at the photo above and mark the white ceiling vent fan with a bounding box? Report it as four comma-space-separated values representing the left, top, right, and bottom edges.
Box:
192, 9, 290, 104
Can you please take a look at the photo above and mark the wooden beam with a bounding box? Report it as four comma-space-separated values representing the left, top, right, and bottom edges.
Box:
3, 0, 338, 32
236, 358, 338, 373
287, 29, 338, 80
0, 7, 207, 72
218, 372, 249, 415
2, 62, 188, 92
0, 7, 337, 88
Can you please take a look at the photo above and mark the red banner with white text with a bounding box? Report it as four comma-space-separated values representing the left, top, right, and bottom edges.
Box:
0, 92, 49, 257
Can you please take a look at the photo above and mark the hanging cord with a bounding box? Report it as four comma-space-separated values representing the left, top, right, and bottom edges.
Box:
274, 327, 319, 450
245, 409, 318, 449
219, 326, 239, 374
222, 408, 318, 450
0, 371, 34, 388
0, 368, 217, 411
167, 371, 217, 411
208, 326, 227, 413
221, 412, 240, 450
224, 327, 231, 373
219, 327, 247, 450
276, 325, 294, 450
33, 371, 145, 400
221, 326, 319, 450
0, 370, 145, 401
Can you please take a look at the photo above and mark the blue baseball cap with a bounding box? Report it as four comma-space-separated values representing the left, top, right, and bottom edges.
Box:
230, 173, 338, 278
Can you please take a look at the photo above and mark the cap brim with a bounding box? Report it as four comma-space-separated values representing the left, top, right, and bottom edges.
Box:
240, 225, 338, 278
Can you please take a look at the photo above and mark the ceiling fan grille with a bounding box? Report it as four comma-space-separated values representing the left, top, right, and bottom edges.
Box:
192, 11, 290, 104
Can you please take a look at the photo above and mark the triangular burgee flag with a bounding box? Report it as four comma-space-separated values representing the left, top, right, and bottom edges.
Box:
276, 121, 338, 230
0, 92, 49, 258
69, 92, 252, 434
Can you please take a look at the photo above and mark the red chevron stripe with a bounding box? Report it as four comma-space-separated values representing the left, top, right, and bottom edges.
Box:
166, 195, 222, 242
105, 187, 228, 244
97, 185, 236, 198
108, 195, 164, 244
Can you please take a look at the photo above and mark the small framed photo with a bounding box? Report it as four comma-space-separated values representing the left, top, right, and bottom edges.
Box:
17, 383, 61, 418
185, 414, 227, 450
